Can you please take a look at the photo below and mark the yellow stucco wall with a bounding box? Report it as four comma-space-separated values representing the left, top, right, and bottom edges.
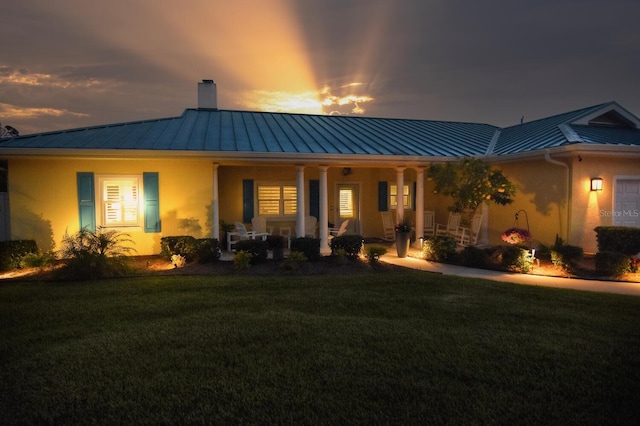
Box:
9, 158, 214, 255
569, 155, 639, 253
11, 155, 633, 257
487, 160, 567, 249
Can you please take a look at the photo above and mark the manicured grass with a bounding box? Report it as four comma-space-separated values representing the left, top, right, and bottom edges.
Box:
1, 272, 639, 424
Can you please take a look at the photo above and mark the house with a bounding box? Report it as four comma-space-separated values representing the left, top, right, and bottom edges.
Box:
0, 80, 639, 256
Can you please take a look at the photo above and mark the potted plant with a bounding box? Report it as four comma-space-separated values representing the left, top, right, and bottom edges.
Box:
395, 219, 412, 258
501, 227, 531, 245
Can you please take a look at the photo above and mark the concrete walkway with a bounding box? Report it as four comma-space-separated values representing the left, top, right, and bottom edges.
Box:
380, 248, 640, 297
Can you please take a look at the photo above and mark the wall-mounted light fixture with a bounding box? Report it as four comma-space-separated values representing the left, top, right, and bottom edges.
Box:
591, 177, 603, 191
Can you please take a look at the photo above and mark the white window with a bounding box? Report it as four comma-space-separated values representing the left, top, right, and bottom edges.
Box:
98, 175, 142, 227
390, 184, 412, 209
257, 184, 297, 216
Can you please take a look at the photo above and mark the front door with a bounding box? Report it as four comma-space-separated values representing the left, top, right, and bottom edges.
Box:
336, 184, 359, 234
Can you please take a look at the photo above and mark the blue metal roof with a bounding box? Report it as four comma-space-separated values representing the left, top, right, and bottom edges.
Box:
569, 124, 640, 146
489, 103, 611, 155
0, 109, 497, 158
1, 103, 639, 159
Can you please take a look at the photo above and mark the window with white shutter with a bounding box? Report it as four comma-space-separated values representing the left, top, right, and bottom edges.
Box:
257, 184, 297, 217
99, 176, 141, 227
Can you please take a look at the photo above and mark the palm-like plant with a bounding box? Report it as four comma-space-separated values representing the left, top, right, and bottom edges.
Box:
58, 227, 136, 279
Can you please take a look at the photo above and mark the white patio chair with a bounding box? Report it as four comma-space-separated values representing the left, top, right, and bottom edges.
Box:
456, 212, 483, 247
251, 215, 273, 235
303, 215, 318, 238
435, 212, 461, 237
329, 219, 349, 238
227, 222, 268, 252
424, 210, 435, 236
381, 211, 395, 241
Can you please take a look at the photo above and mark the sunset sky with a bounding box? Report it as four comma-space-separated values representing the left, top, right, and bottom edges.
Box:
1, 0, 639, 135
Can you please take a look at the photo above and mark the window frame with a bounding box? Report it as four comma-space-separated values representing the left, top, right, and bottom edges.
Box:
96, 174, 143, 229
256, 182, 298, 218
389, 184, 412, 209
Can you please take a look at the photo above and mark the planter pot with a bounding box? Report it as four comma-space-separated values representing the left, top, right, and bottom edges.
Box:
396, 231, 411, 258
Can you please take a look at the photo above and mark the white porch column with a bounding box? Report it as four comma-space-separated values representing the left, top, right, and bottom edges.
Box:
414, 167, 425, 248
295, 165, 306, 237
212, 163, 220, 240
396, 166, 405, 224
319, 166, 330, 254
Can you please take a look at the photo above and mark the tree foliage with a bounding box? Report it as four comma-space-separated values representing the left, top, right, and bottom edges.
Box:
427, 157, 517, 214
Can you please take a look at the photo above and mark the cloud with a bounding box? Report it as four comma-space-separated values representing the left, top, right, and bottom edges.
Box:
0, 66, 104, 90
0, 102, 89, 120
239, 83, 374, 116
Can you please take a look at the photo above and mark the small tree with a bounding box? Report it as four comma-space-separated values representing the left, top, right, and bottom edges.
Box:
427, 157, 516, 220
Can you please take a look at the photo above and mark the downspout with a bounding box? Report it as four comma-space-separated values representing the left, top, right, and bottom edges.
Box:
544, 150, 570, 243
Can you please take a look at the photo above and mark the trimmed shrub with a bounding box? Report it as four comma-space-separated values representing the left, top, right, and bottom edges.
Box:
551, 244, 584, 274
282, 251, 307, 272
595, 226, 640, 255
365, 246, 388, 267
195, 238, 221, 263
330, 234, 363, 259
233, 250, 252, 270
160, 236, 199, 262
499, 245, 532, 273
595, 251, 630, 277
422, 235, 456, 262
266, 235, 285, 250
0, 240, 38, 271
290, 237, 321, 261
235, 239, 268, 264
460, 246, 489, 269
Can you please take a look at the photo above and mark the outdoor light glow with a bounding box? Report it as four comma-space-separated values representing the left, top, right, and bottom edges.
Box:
591, 177, 603, 191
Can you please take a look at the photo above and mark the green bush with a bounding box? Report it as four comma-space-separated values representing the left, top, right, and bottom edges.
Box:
160, 236, 199, 262
330, 234, 363, 259
235, 239, 268, 264
290, 237, 321, 261
422, 235, 457, 262
266, 235, 285, 250
233, 250, 252, 270
594, 226, 640, 255
461, 246, 489, 268
195, 238, 221, 263
57, 227, 135, 280
365, 246, 388, 267
282, 251, 307, 271
21, 251, 55, 268
551, 244, 583, 274
333, 248, 347, 266
0, 240, 38, 271
595, 251, 630, 277
499, 245, 533, 273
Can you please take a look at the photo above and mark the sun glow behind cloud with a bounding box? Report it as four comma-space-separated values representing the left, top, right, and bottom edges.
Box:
34, 0, 375, 116
3, 0, 379, 134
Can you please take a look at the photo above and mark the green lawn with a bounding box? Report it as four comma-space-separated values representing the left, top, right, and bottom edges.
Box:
1, 271, 639, 425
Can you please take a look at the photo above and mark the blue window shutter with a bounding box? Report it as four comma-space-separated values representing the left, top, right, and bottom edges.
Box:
309, 180, 319, 219
77, 172, 95, 232
242, 179, 254, 223
143, 172, 161, 233
378, 181, 388, 211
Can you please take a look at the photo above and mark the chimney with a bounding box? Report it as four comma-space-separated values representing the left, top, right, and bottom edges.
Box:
198, 79, 218, 110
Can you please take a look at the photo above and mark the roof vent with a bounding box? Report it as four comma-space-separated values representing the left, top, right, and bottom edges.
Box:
198, 79, 218, 110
